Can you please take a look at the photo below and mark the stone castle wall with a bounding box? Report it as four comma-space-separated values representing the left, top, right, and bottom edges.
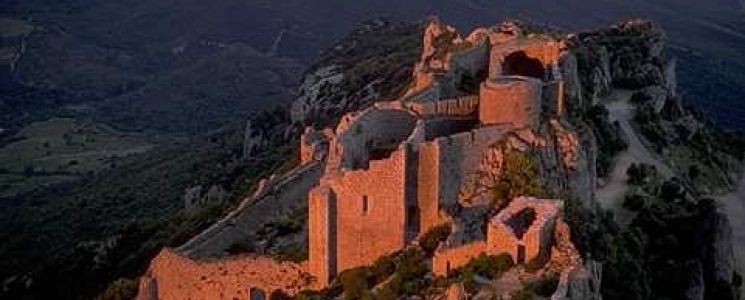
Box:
310, 145, 412, 285
137, 249, 309, 300
332, 108, 417, 170
407, 95, 479, 118
488, 39, 562, 78
332, 146, 410, 271
432, 241, 488, 276
432, 126, 509, 209
447, 40, 490, 76
417, 142, 444, 233
487, 197, 562, 263
479, 76, 542, 128
308, 186, 336, 287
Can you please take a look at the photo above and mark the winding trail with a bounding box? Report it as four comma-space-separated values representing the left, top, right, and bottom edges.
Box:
595, 89, 674, 226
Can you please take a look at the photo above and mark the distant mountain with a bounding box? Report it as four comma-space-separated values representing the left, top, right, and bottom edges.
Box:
3, 0, 745, 134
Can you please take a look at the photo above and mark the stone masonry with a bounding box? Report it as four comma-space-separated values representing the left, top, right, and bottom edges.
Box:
138, 19, 586, 298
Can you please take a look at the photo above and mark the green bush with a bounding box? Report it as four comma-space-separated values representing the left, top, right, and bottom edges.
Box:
338, 267, 373, 300
94, 278, 138, 300
524, 252, 550, 273
370, 254, 396, 283
525, 274, 560, 297
419, 224, 451, 256
492, 151, 547, 210
448, 252, 515, 293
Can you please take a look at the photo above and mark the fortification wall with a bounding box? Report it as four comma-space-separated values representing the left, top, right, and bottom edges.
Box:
432, 241, 487, 276
489, 39, 562, 77
178, 162, 323, 258
422, 117, 478, 141
479, 76, 542, 128
408, 95, 479, 118
432, 126, 509, 208
447, 41, 489, 76
417, 142, 443, 233
308, 186, 336, 288
330, 146, 410, 273
137, 249, 309, 300
333, 108, 417, 170
487, 197, 562, 263
486, 220, 521, 260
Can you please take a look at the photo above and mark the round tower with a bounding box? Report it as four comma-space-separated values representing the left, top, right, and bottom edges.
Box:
478, 76, 542, 128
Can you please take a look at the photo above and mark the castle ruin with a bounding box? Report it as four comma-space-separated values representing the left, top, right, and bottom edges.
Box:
138, 19, 598, 299
305, 19, 569, 286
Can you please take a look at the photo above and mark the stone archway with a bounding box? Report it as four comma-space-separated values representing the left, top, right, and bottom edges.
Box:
502, 51, 545, 79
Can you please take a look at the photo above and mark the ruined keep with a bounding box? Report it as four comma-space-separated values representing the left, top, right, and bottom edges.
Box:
306, 20, 570, 286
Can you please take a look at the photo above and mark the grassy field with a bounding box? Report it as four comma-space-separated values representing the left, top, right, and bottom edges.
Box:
0, 118, 153, 197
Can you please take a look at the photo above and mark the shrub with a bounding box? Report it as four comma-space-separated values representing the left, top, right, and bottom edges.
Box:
419, 224, 451, 256
449, 253, 515, 290
623, 194, 646, 211
269, 290, 292, 300
525, 274, 560, 297
524, 252, 550, 273
370, 254, 396, 283
338, 267, 373, 300
626, 163, 655, 186
94, 278, 138, 300
493, 151, 547, 209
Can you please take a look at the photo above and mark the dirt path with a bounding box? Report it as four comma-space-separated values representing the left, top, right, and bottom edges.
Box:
596, 90, 675, 226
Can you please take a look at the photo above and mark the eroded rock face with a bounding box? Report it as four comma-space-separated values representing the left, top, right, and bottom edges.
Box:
183, 184, 227, 210
700, 207, 740, 300
290, 65, 346, 125
573, 20, 668, 91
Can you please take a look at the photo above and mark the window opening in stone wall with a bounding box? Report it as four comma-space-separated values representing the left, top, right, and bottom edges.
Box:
517, 245, 526, 264
249, 288, 266, 300
362, 195, 369, 215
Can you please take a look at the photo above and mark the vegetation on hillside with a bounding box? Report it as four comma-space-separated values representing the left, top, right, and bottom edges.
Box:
492, 151, 548, 209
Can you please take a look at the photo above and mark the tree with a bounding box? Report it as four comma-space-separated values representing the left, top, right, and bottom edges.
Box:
492, 151, 547, 209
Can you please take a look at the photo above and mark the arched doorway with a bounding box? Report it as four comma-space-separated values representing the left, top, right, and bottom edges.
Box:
502, 51, 545, 79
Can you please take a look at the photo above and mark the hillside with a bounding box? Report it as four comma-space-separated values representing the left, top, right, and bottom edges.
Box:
2, 0, 744, 132
0, 19, 422, 300
138, 19, 744, 300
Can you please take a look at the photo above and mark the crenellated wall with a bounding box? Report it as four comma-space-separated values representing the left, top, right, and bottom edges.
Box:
407, 95, 479, 118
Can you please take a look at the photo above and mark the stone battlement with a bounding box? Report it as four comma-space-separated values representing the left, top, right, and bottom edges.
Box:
407, 95, 479, 118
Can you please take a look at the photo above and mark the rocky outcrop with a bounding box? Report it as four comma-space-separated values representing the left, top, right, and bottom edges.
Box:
567, 20, 671, 110
700, 205, 741, 300
183, 184, 227, 210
